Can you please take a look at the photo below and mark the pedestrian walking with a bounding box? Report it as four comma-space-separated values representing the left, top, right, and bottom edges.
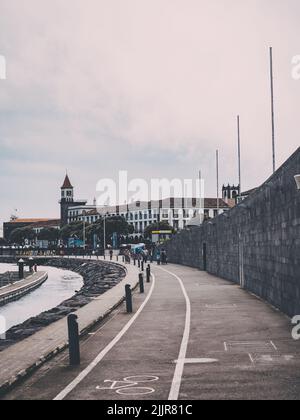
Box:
161, 249, 167, 265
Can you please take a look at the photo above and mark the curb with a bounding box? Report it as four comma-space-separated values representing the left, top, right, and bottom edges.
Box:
0, 260, 139, 397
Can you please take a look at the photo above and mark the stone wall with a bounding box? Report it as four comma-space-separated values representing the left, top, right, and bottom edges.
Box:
162, 147, 300, 317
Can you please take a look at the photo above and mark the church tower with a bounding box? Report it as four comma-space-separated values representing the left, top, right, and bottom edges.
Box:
222, 184, 240, 207
60, 174, 74, 226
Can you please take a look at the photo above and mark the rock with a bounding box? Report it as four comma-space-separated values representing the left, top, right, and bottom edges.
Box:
0, 257, 126, 350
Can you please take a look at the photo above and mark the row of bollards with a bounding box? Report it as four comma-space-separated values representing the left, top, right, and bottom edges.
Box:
67, 262, 152, 366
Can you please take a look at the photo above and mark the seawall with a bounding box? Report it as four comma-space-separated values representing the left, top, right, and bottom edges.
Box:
162, 147, 300, 317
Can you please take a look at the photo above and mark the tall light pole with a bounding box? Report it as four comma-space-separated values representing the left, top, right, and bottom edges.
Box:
103, 213, 106, 256
237, 115, 242, 196
270, 47, 276, 174
103, 207, 109, 256
199, 169, 203, 224
82, 210, 86, 254
216, 150, 220, 215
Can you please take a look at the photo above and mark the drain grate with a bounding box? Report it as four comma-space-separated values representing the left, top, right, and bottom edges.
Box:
249, 354, 295, 365
224, 341, 277, 353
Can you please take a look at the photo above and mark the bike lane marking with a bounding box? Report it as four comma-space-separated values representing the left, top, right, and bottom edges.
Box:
157, 266, 191, 401
53, 274, 156, 401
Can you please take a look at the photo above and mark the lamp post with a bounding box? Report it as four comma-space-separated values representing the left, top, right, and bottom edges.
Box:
82, 210, 86, 255
237, 115, 242, 196
103, 213, 106, 257
216, 150, 220, 215
102, 206, 109, 257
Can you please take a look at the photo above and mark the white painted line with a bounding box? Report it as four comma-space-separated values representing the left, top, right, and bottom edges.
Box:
158, 267, 191, 401
53, 274, 156, 401
174, 358, 219, 364
270, 341, 278, 351
248, 354, 255, 364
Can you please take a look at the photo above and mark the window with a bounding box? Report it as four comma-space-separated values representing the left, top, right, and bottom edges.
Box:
173, 210, 179, 218
162, 209, 169, 218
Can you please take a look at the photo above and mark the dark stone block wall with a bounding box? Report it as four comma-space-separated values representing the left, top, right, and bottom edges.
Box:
162, 147, 300, 317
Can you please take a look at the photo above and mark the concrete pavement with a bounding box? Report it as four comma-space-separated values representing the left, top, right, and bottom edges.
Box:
2, 264, 300, 400
0, 259, 139, 394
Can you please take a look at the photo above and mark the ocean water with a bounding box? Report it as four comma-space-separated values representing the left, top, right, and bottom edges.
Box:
0, 264, 83, 332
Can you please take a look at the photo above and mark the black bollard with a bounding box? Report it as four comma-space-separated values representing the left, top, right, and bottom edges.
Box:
138, 259, 141, 269
18, 259, 24, 280
67, 314, 80, 366
116, 255, 119, 262
123, 255, 125, 263
139, 273, 144, 293
141, 261, 144, 272
146, 266, 151, 283
125, 284, 133, 313
134, 258, 136, 266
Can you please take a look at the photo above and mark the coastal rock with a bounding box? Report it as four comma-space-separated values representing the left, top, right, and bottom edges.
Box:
0, 258, 126, 351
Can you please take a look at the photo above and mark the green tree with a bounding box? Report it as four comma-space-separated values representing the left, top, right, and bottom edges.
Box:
10, 227, 36, 244
38, 228, 60, 243
59, 222, 83, 240
59, 217, 134, 247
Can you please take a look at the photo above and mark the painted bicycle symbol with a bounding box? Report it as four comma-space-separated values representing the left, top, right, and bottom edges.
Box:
96, 375, 159, 396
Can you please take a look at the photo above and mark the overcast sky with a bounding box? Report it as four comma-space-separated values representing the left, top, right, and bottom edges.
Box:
0, 0, 299, 235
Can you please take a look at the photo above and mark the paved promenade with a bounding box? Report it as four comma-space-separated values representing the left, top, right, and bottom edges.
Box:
2, 263, 300, 400
0, 259, 139, 394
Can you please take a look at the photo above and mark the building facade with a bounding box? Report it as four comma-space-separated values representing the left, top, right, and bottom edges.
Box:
67, 197, 229, 234
3, 218, 60, 241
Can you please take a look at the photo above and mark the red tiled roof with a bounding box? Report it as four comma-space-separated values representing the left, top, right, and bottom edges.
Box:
9, 218, 56, 224
204, 198, 228, 208
30, 219, 61, 228
61, 174, 73, 189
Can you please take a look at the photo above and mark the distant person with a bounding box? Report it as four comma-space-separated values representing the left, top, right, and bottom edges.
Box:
109, 249, 113, 261
156, 250, 161, 265
142, 249, 149, 263
161, 249, 167, 265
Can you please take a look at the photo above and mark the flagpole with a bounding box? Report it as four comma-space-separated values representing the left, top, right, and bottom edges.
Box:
270, 47, 276, 173
216, 150, 220, 215
237, 115, 242, 196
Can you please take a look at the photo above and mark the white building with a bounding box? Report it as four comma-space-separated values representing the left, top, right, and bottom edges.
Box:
67, 197, 229, 234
